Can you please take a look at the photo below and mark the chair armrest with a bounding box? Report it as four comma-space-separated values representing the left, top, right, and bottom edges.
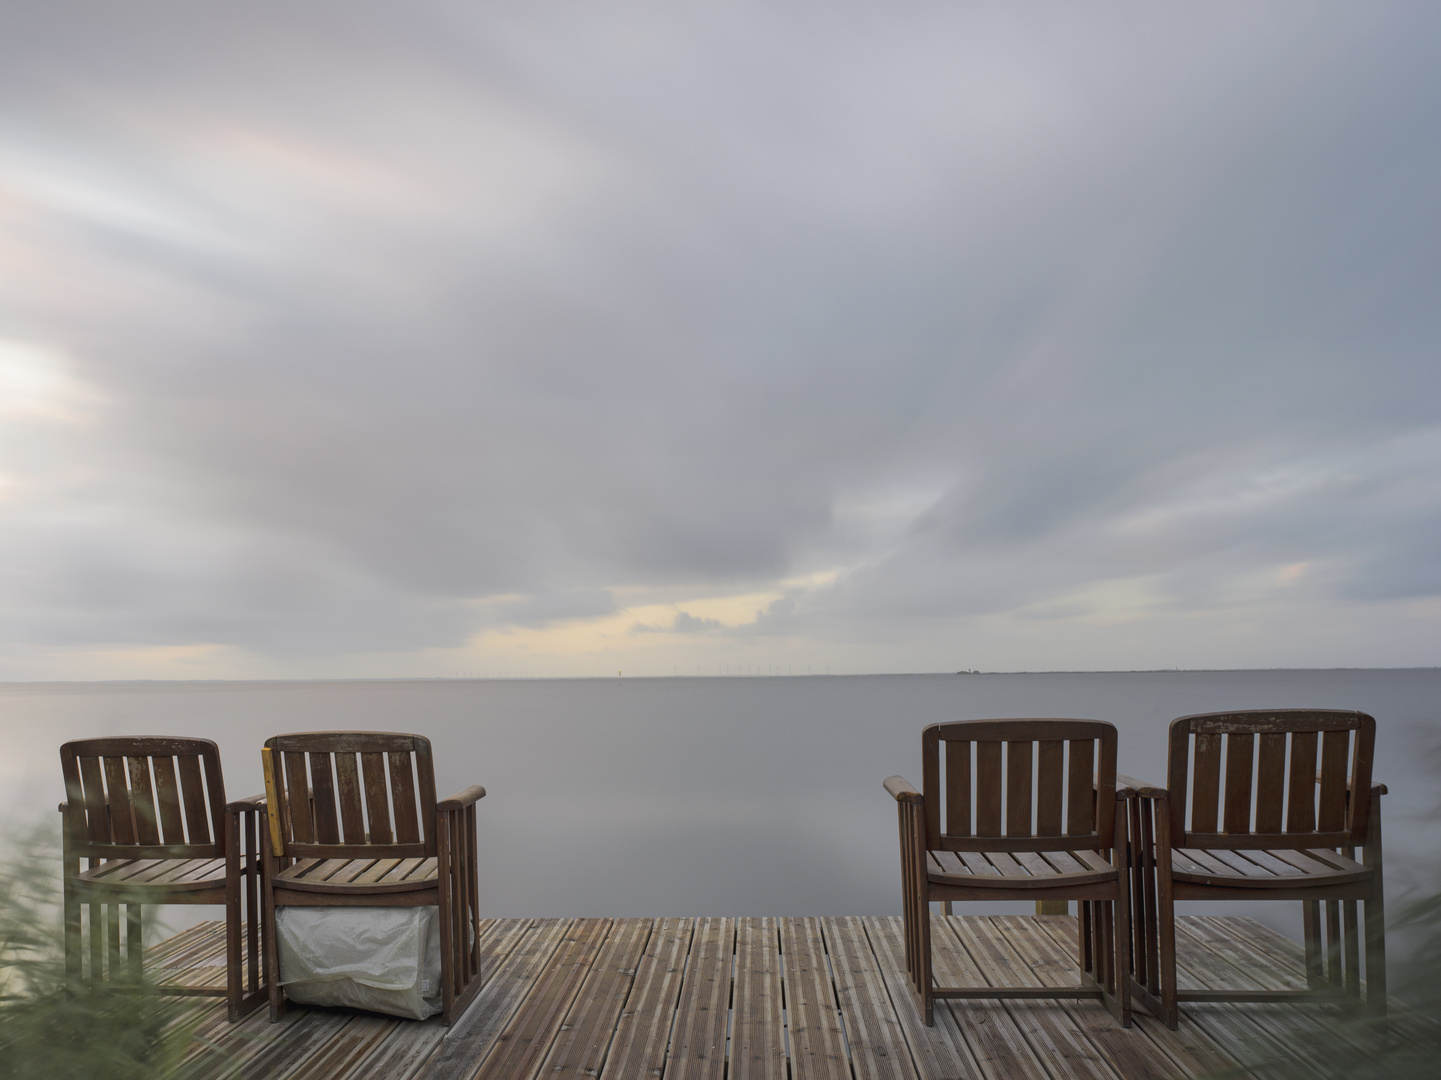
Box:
1116, 774, 1168, 800
884, 775, 923, 804
226, 792, 266, 814
437, 785, 486, 812
1313, 772, 1389, 797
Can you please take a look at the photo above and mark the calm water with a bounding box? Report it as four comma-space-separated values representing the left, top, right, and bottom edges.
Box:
4, 670, 1438, 938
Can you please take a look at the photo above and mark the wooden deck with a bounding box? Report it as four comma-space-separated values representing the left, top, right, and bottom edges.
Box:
147, 914, 1407, 1080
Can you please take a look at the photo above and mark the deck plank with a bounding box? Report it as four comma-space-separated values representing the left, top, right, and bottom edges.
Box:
470, 917, 613, 1080
534, 916, 652, 1078
141, 914, 1420, 1080
1165, 923, 1345, 1080
413, 918, 569, 1080
337, 917, 528, 1080
1026, 915, 1249, 1080
925, 915, 1053, 1080
664, 916, 734, 1080
820, 916, 919, 1080
1173, 918, 1374, 1072
780, 917, 851, 1080
943, 916, 1120, 1080
601, 918, 694, 1080
863, 916, 988, 1080
731, 917, 786, 1080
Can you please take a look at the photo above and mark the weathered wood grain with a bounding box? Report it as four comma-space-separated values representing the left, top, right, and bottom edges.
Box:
413, 918, 567, 1080
863, 916, 988, 1080
601, 918, 693, 1080
780, 917, 849, 1080
535, 916, 651, 1078
820, 916, 919, 1080
140, 913, 1422, 1080
664, 916, 734, 1080
469, 917, 612, 1080
731, 917, 785, 1080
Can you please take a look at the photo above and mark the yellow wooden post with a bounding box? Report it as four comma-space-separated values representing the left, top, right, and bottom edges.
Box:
260, 748, 285, 857
1036, 901, 1069, 915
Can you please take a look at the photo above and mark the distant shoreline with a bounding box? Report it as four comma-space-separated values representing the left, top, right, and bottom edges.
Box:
3, 666, 1438, 688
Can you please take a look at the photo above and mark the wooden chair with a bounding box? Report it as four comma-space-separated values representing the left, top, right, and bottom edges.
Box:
59, 736, 267, 1021
885, 719, 1130, 1027
1125, 709, 1386, 1029
260, 731, 485, 1025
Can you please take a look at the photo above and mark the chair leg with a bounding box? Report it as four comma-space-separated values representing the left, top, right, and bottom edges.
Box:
1342, 900, 1361, 1001
89, 902, 103, 984
1362, 792, 1387, 1025
1325, 901, 1343, 988
1113, 885, 1132, 1028
225, 806, 242, 1021
126, 905, 143, 983
63, 870, 82, 991
263, 878, 283, 1021
1078, 900, 1093, 976
107, 903, 121, 981
1364, 893, 1387, 1024
1157, 877, 1178, 1029
1303, 901, 1324, 987
919, 898, 934, 1027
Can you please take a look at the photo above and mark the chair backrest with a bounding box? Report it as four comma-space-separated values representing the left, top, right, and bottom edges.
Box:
262, 731, 437, 859
1166, 709, 1375, 850
60, 737, 228, 860
922, 719, 1118, 852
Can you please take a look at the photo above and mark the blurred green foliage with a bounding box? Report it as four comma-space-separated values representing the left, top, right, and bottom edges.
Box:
0, 825, 195, 1080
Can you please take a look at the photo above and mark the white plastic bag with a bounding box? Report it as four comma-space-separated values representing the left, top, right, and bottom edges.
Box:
276, 906, 442, 1020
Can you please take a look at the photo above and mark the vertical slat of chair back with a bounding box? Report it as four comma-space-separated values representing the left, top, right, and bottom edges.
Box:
922, 720, 1117, 851
59, 738, 226, 858
1167, 710, 1376, 849
263, 732, 435, 858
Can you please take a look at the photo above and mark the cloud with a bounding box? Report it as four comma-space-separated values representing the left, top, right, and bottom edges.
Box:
0, 2, 1438, 675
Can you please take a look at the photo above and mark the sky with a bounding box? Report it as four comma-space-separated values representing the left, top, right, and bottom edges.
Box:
0, 2, 1438, 680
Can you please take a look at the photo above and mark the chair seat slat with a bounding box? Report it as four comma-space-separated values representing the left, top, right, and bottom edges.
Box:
1038, 849, 1086, 875
1070, 849, 1114, 874
379, 857, 428, 883
1207, 848, 1275, 878
1012, 850, 1055, 878
273, 856, 439, 894
988, 851, 1027, 877
957, 850, 1001, 876
1168, 846, 1371, 888
77, 858, 228, 892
